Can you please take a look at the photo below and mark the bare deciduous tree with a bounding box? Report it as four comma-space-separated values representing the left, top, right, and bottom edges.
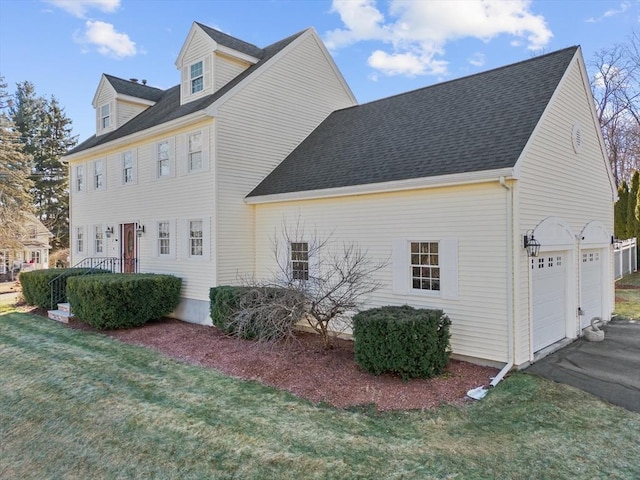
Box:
239, 220, 386, 349
591, 32, 640, 185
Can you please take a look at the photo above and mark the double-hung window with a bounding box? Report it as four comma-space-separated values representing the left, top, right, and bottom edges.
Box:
158, 222, 171, 256
291, 242, 309, 281
76, 227, 84, 254
95, 226, 104, 254
76, 165, 84, 192
190, 61, 203, 94
157, 141, 170, 177
100, 104, 110, 129
189, 220, 203, 257
94, 159, 104, 190
188, 132, 203, 172
122, 151, 134, 184
410, 241, 440, 291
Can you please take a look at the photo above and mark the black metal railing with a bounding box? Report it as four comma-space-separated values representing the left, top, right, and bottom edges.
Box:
48, 257, 137, 309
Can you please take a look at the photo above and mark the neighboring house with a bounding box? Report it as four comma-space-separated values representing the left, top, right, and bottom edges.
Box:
1, 214, 53, 280
63, 21, 615, 369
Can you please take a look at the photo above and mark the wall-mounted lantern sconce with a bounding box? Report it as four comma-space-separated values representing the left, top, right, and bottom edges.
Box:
523, 230, 541, 257
136, 224, 145, 237
105, 226, 114, 238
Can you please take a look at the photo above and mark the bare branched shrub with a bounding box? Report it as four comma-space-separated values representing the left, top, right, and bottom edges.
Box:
226, 286, 306, 346
242, 219, 386, 349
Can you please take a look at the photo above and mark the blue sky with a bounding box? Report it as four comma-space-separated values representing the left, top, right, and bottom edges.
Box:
1, 0, 638, 143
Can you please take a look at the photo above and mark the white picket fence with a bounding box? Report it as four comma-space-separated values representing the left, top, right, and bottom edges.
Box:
614, 238, 637, 280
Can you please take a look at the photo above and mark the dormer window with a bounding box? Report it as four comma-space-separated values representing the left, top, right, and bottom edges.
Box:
190, 61, 203, 94
100, 104, 111, 129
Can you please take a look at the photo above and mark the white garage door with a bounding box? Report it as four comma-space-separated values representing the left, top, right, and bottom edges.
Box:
532, 252, 567, 352
580, 249, 603, 329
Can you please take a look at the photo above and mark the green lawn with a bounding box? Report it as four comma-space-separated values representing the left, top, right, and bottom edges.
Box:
614, 270, 640, 319
1, 312, 639, 479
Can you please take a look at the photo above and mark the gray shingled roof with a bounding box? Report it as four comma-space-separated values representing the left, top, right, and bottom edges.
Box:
104, 75, 164, 102
248, 46, 579, 198
195, 22, 264, 58
67, 27, 305, 156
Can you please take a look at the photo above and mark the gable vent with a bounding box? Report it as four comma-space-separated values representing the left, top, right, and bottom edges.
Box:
572, 123, 583, 154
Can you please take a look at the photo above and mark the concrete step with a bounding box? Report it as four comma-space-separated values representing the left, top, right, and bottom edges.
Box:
48, 309, 74, 324
58, 302, 72, 313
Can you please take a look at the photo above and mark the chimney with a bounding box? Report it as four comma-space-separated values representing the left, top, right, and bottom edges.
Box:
142, 79, 147, 85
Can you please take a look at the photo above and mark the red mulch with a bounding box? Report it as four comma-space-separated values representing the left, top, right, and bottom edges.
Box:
32, 308, 499, 411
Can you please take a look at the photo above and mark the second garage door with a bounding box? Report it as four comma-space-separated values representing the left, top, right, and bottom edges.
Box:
532, 252, 567, 352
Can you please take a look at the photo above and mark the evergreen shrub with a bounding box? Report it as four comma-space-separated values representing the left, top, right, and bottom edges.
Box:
67, 273, 182, 329
353, 305, 451, 380
20, 268, 110, 309
210, 286, 253, 335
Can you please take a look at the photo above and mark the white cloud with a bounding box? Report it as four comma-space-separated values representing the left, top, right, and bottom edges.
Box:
44, 0, 120, 18
468, 52, 486, 67
74, 20, 137, 58
587, 1, 631, 23
326, 0, 553, 77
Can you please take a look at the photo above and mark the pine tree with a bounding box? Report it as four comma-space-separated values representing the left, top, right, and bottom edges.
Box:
0, 76, 34, 248
628, 171, 640, 241
10, 81, 77, 250
615, 181, 629, 239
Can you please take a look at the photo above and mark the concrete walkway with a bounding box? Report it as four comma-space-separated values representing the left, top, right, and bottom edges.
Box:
526, 319, 640, 413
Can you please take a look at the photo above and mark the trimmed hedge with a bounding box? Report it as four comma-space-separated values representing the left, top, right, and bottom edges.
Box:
20, 268, 110, 309
353, 305, 451, 380
67, 273, 182, 329
210, 286, 254, 335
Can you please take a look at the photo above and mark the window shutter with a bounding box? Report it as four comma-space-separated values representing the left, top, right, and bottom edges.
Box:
168, 137, 176, 177
392, 238, 408, 295
181, 66, 189, 103
170, 220, 177, 259
201, 127, 210, 171
202, 216, 211, 261
204, 55, 212, 91
176, 134, 187, 176
440, 237, 459, 300
131, 149, 138, 184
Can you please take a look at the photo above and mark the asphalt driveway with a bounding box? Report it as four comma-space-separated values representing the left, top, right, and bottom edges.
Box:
526, 319, 640, 413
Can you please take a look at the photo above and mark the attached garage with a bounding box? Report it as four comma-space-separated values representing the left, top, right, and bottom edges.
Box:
532, 251, 569, 352
580, 248, 604, 329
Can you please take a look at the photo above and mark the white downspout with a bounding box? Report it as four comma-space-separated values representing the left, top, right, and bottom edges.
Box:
491, 176, 515, 387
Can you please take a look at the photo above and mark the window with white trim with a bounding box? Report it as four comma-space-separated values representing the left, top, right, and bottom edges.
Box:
189, 220, 203, 257
122, 151, 134, 184
157, 141, 170, 178
188, 132, 203, 172
94, 159, 105, 190
76, 165, 85, 192
410, 241, 440, 291
158, 221, 171, 256
190, 61, 203, 94
100, 104, 110, 129
76, 227, 84, 254
291, 242, 309, 280
95, 226, 104, 254
31, 251, 41, 264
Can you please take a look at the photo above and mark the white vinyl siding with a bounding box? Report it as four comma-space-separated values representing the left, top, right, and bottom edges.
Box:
68, 121, 215, 306
216, 32, 356, 286
214, 53, 250, 91
255, 182, 509, 364
179, 30, 212, 104
116, 100, 148, 127
515, 55, 615, 364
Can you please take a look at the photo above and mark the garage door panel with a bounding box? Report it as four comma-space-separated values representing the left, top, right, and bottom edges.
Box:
580, 249, 603, 329
532, 252, 567, 352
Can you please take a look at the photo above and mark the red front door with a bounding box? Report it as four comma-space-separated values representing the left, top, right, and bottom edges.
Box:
122, 223, 136, 273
